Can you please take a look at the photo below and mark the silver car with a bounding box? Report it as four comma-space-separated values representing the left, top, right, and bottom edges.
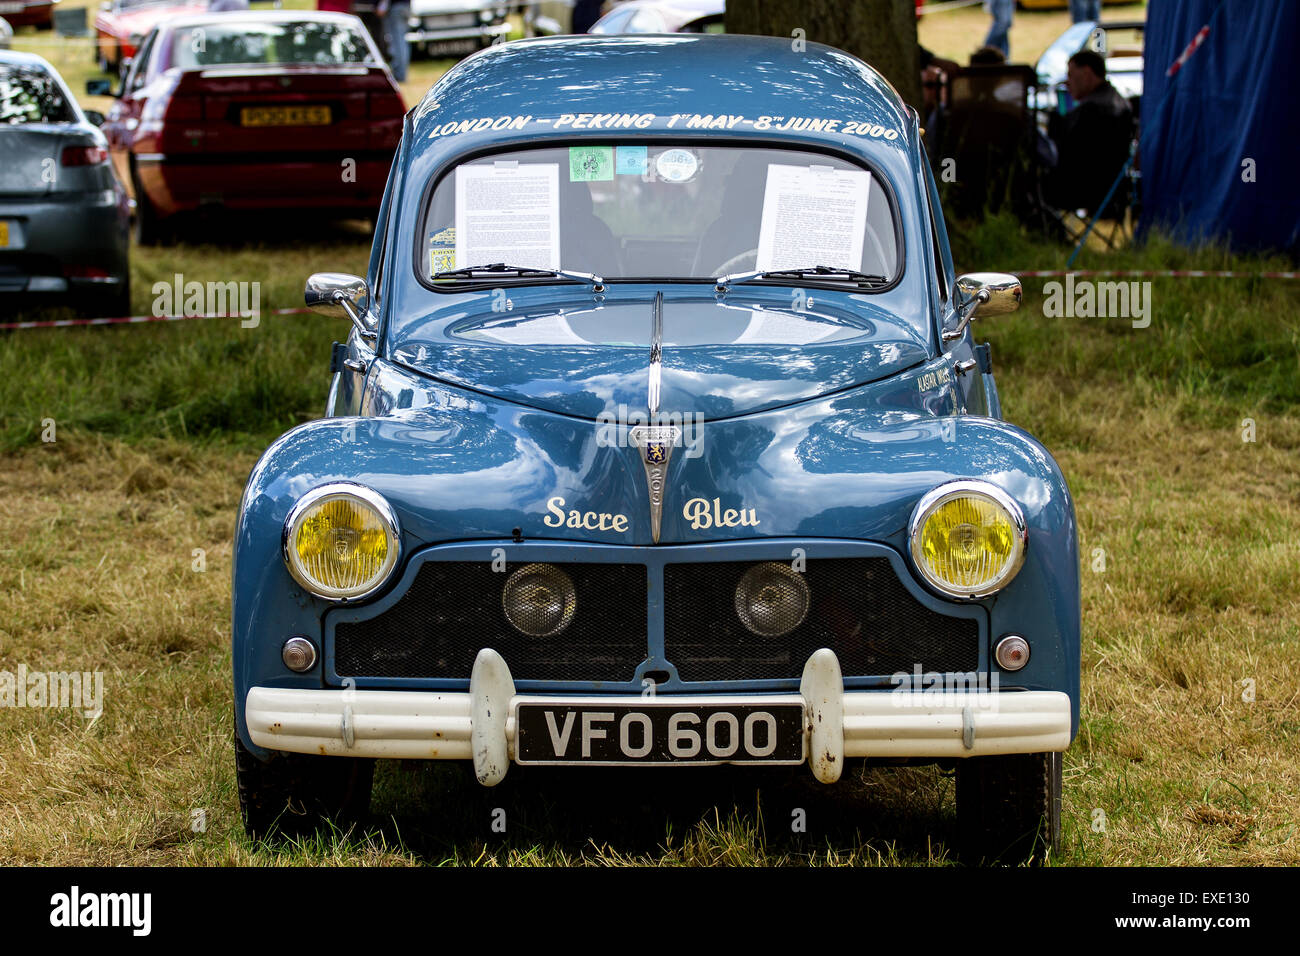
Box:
1, 49, 131, 318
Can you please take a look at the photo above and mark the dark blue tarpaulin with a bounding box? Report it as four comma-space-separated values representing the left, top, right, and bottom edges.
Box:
1139, 0, 1300, 254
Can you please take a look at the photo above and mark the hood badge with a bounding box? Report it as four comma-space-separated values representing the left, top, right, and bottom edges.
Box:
630, 424, 679, 544
632, 291, 675, 542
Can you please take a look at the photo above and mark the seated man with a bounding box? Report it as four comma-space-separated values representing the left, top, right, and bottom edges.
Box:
1046, 50, 1134, 215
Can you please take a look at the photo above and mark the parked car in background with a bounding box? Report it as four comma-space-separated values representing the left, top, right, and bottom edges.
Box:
1, 50, 131, 317
0, 0, 58, 31
404, 0, 510, 59
93, 0, 209, 74
90, 10, 405, 243
589, 0, 722, 34
1035, 18, 1143, 114
233, 33, 1080, 863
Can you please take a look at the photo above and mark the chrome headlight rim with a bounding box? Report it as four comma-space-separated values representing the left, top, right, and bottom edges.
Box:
908, 479, 1028, 600
281, 481, 401, 602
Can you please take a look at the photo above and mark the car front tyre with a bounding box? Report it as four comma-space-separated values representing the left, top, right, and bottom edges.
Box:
234, 731, 374, 840
956, 751, 1062, 865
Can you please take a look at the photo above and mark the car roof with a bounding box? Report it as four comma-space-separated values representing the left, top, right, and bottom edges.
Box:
157, 9, 368, 30
0, 49, 57, 69
411, 34, 913, 165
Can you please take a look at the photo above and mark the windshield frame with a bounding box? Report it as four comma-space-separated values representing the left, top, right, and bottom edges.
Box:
411, 136, 906, 297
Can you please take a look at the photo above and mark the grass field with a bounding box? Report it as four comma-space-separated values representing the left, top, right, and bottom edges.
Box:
3, 2, 1298, 867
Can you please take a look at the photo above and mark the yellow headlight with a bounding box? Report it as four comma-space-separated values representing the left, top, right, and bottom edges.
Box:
283, 484, 400, 600
909, 481, 1026, 598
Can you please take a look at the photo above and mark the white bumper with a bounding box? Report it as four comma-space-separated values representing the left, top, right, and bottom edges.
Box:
245, 648, 1072, 785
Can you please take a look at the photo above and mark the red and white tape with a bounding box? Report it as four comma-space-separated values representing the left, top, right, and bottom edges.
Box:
1167, 25, 1211, 78
5, 269, 1298, 330
1015, 270, 1299, 279
0, 306, 313, 332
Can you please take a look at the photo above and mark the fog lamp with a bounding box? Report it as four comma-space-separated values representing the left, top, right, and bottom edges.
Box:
502, 563, 576, 637
734, 562, 810, 638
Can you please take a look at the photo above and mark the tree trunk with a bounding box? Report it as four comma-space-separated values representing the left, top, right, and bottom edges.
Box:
726, 0, 921, 111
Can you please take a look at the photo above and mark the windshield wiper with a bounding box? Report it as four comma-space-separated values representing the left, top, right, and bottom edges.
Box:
434, 262, 605, 291
714, 265, 890, 293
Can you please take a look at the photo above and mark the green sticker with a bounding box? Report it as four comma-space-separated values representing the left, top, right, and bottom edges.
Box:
569, 146, 614, 182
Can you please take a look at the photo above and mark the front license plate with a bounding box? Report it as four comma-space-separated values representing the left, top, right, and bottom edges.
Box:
514, 698, 806, 766
0, 221, 8, 247
239, 105, 331, 127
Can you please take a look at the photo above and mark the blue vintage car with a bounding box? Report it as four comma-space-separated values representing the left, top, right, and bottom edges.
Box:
233, 33, 1080, 862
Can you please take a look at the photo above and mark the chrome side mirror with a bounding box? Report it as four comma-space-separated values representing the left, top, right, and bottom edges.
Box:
305, 272, 377, 339
943, 272, 1021, 343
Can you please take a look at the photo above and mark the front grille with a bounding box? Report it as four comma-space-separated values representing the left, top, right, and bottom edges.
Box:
334, 561, 647, 682
663, 558, 978, 682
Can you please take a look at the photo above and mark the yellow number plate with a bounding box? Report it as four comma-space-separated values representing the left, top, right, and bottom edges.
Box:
239, 106, 331, 127
0, 221, 8, 248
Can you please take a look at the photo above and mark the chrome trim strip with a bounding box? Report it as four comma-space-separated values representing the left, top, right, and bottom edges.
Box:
647, 290, 663, 414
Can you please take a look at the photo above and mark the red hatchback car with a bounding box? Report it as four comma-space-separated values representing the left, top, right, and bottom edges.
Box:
93, 10, 405, 242
93, 0, 209, 75
0, 0, 59, 31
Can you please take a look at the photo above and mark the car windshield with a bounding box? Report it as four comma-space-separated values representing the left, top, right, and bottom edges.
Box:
420, 144, 899, 284
171, 21, 373, 69
0, 66, 76, 125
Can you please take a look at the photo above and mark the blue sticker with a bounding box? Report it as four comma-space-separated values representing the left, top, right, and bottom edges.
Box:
616, 146, 648, 176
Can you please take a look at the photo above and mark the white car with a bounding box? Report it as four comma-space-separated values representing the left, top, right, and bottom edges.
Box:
405, 0, 510, 58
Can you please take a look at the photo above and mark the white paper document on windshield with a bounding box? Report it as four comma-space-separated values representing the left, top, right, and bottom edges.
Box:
454, 162, 560, 272
755, 164, 871, 273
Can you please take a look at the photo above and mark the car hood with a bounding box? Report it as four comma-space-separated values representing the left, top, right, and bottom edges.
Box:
388, 289, 932, 421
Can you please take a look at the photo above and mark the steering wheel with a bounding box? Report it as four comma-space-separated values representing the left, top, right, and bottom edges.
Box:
710, 229, 889, 280
710, 247, 759, 276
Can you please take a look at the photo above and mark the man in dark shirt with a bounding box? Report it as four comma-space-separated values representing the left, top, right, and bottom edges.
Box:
1047, 50, 1134, 214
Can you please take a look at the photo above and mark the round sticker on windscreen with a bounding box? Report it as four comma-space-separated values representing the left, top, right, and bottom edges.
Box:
655, 148, 699, 183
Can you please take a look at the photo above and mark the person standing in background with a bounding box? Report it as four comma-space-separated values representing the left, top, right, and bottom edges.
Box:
376, 0, 410, 81
317, 0, 407, 82
1070, 0, 1102, 23
983, 0, 1013, 58
572, 0, 603, 33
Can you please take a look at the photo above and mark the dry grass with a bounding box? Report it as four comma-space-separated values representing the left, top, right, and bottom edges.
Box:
2, 321, 1295, 865
4, 0, 1297, 867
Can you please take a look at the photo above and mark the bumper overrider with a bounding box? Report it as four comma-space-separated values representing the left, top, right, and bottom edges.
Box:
245, 647, 1072, 785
